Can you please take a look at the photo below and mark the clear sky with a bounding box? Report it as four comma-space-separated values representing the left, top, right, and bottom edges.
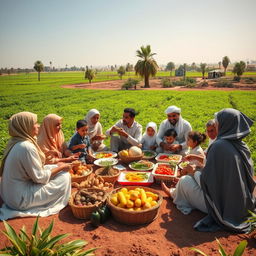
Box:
0, 0, 255, 68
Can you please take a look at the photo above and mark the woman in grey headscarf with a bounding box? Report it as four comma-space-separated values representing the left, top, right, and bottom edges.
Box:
164, 108, 255, 233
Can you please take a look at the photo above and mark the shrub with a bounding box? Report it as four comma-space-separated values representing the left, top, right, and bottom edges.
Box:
172, 77, 196, 87
214, 79, 234, 88
161, 78, 173, 88
0, 216, 97, 255
122, 78, 140, 90
244, 77, 256, 84
233, 76, 241, 82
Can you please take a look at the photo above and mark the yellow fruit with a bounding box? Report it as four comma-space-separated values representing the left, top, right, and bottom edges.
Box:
128, 208, 134, 211
117, 203, 126, 208
117, 191, 127, 206
110, 196, 119, 206
121, 187, 128, 194
126, 199, 134, 208
146, 197, 153, 203
135, 188, 141, 192
125, 194, 131, 200
134, 207, 141, 211
146, 192, 159, 201
143, 202, 151, 210
120, 150, 129, 157
130, 191, 140, 201
140, 189, 147, 205
135, 198, 142, 207
151, 200, 158, 207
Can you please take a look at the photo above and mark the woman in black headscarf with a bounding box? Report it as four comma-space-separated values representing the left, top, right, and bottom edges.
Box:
167, 108, 255, 233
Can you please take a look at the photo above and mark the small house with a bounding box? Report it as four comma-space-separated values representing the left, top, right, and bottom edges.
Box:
208, 70, 224, 79
175, 65, 185, 76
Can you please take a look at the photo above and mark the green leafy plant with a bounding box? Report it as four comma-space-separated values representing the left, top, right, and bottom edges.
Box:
0, 216, 97, 255
191, 238, 247, 256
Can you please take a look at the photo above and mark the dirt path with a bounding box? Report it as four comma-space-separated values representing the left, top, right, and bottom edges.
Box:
62, 78, 256, 91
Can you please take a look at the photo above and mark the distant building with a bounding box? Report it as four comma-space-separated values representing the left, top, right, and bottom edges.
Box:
208, 70, 224, 79
175, 65, 185, 76
246, 64, 256, 71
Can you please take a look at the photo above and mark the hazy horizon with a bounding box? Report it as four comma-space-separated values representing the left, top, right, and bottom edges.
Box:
0, 0, 256, 69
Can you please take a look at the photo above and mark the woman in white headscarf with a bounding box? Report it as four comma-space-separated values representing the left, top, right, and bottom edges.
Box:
0, 112, 71, 220
85, 109, 107, 152
141, 122, 157, 150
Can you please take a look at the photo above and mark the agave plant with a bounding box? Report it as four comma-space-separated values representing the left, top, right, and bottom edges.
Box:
0, 216, 97, 256
191, 238, 247, 256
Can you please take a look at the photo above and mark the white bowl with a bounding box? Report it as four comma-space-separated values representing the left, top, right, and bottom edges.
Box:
94, 158, 118, 167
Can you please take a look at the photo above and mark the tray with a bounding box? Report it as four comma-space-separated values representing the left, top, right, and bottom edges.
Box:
142, 150, 157, 160
129, 160, 154, 172
92, 151, 117, 159
152, 162, 178, 184
155, 153, 182, 163
117, 171, 154, 186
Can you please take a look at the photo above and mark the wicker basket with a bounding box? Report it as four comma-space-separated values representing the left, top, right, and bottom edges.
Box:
71, 166, 93, 183
69, 188, 108, 220
118, 152, 143, 164
107, 186, 163, 225
94, 167, 120, 184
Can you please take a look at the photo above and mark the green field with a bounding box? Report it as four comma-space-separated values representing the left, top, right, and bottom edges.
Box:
0, 72, 256, 170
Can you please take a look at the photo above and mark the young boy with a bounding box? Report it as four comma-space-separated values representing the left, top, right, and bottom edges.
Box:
68, 120, 92, 163
163, 128, 179, 154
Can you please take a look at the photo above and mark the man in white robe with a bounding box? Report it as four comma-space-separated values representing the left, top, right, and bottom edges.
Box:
156, 106, 192, 154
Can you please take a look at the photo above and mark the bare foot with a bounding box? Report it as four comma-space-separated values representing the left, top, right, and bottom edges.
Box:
161, 181, 171, 197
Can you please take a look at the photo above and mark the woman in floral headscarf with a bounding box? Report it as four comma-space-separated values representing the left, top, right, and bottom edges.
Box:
0, 112, 71, 220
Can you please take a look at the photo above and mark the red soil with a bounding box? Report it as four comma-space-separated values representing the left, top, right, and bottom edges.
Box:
0, 183, 255, 256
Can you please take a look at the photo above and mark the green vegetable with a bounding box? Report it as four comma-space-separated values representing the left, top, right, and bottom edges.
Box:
131, 162, 150, 169
98, 205, 111, 223
144, 151, 154, 157
90, 211, 101, 227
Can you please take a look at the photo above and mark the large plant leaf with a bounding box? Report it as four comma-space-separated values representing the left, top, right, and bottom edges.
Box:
43, 233, 69, 249
32, 216, 39, 236
19, 226, 28, 242
2, 221, 26, 254
37, 220, 54, 249
190, 247, 208, 256
216, 239, 227, 256
233, 240, 247, 256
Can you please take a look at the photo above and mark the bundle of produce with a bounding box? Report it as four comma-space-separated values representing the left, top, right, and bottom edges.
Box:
95, 165, 120, 183
69, 161, 92, 183
118, 146, 143, 163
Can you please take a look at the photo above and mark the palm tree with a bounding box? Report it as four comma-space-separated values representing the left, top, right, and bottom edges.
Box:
233, 61, 246, 78
165, 62, 175, 76
222, 56, 230, 76
183, 63, 187, 81
135, 45, 158, 88
117, 66, 126, 79
33, 60, 44, 81
200, 63, 207, 79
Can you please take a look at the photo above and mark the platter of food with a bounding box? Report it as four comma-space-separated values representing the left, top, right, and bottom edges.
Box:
152, 162, 178, 184
142, 150, 157, 160
117, 171, 154, 186
128, 160, 154, 171
155, 153, 182, 163
178, 161, 190, 169
92, 151, 117, 159
94, 158, 118, 167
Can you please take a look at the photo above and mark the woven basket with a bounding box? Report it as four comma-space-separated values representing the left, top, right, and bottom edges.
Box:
69, 188, 108, 220
118, 153, 143, 164
71, 166, 93, 183
152, 163, 178, 185
107, 186, 163, 225
94, 167, 120, 184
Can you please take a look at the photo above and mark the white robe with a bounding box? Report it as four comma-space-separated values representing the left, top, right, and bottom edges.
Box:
0, 141, 71, 220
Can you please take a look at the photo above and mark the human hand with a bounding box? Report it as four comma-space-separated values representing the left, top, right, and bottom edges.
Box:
111, 126, 121, 133
183, 154, 193, 161
79, 144, 86, 149
118, 129, 128, 138
169, 144, 182, 152
181, 164, 195, 175
68, 154, 79, 161
59, 163, 72, 172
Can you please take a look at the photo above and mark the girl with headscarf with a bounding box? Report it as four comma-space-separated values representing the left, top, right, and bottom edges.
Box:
162, 108, 255, 233
85, 109, 107, 152
141, 122, 158, 150
38, 114, 79, 164
0, 112, 71, 220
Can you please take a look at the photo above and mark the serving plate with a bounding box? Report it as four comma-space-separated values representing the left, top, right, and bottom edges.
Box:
94, 158, 118, 167
155, 153, 182, 163
117, 171, 154, 186
142, 150, 157, 160
128, 160, 154, 172
92, 151, 117, 159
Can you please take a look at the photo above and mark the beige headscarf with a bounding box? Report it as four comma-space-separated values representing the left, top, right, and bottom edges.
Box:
85, 109, 101, 139
0, 112, 45, 176
37, 114, 65, 161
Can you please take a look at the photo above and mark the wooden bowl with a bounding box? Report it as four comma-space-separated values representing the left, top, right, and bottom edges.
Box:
118, 153, 143, 164
94, 167, 120, 184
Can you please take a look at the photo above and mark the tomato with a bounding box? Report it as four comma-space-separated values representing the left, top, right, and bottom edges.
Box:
155, 165, 175, 175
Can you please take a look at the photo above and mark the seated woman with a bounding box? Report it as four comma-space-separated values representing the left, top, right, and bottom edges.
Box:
85, 109, 107, 152
162, 108, 255, 233
0, 112, 71, 220
38, 114, 78, 164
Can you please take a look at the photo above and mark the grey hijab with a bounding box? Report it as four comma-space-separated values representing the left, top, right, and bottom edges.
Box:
195, 108, 255, 233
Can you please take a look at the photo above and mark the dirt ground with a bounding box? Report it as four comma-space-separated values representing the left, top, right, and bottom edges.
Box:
62, 77, 256, 91
0, 182, 255, 256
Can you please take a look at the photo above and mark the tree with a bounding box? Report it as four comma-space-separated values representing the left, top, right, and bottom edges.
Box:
126, 63, 133, 72
233, 61, 246, 78
165, 62, 175, 76
191, 62, 197, 71
33, 60, 44, 81
122, 78, 140, 90
183, 63, 187, 81
200, 63, 207, 79
117, 66, 126, 79
134, 45, 158, 88
222, 56, 230, 76
218, 61, 221, 69
85, 67, 95, 83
